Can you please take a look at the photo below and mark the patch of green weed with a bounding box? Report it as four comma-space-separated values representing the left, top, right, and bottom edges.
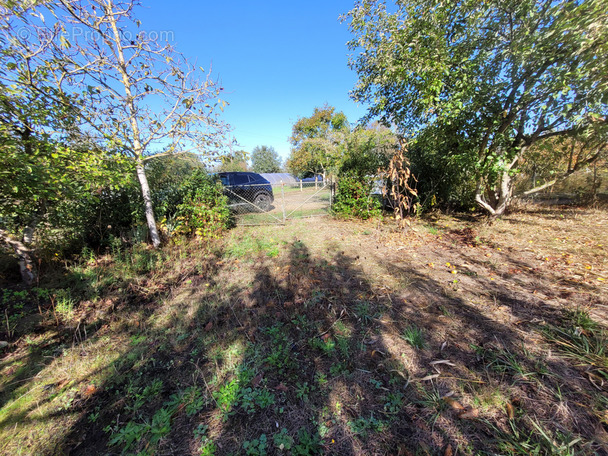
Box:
401, 325, 426, 349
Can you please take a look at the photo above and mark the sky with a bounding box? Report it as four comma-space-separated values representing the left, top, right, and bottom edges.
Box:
138, 0, 369, 162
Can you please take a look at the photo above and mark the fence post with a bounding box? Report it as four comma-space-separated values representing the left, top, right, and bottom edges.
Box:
300, 179, 302, 192
281, 182, 286, 223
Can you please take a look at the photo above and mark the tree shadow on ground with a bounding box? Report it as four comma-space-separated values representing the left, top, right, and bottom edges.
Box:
2, 218, 607, 455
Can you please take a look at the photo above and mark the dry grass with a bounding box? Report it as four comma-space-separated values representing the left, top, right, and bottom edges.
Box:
0, 204, 607, 455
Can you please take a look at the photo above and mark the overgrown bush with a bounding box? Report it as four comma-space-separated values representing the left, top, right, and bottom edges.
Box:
164, 170, 230, 239
408, 131, 477, 211
333, 174, 381, 220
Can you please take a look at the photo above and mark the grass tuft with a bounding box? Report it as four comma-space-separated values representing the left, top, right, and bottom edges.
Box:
401, 324, 426, 349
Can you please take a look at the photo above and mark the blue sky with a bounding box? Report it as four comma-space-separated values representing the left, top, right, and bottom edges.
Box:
138, 1, 368, 162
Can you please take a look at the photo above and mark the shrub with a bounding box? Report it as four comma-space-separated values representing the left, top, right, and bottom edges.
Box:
333, 174, 381, 219
167, 170, 230, 239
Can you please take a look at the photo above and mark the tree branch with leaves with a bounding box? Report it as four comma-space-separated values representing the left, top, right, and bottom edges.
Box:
14, 0, 230, 247
344, 0, 608, 215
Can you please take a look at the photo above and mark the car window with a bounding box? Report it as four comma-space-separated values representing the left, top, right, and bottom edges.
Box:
219, 175, 230, 186
233, 174, 251, 185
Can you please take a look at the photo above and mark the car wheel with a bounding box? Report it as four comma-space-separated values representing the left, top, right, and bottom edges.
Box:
253, 192, 271, 212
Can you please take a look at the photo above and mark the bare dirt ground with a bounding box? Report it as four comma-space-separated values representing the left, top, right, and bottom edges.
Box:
0, 203, 607, 455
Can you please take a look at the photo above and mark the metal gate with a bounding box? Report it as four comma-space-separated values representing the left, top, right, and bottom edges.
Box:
224, 179, 334, 225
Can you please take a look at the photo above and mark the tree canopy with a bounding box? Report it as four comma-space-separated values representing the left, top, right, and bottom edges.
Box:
345, 0, 608, 214
214, 149, 248, 172
286, 105, 350, 178
251, 145, 281, 173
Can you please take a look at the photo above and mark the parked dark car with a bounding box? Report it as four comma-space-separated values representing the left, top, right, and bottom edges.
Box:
218, 172, 274, 212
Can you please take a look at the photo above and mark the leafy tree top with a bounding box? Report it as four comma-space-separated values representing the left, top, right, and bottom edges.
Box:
345, 0, 608, 136
251, 145, 281, 173
287, 105, 350, 177
344, 0, 608, 214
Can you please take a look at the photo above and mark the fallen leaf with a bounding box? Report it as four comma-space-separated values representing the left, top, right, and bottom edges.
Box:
430, 360, 456, 367
275, 383, 288, 392
252, 374, 263, 387
371, 349, 385, 360
444, 444, 454, 456
420, 374, 440, 381
84, 384, 97, 396
204, 321, 213, 331
458, 406, 479, 419
506, 402, 515, 419
443, 397, 464, 410
587, 371, 605, 390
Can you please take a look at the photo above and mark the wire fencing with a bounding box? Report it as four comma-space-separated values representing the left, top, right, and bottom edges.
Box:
224, 179, 334, 225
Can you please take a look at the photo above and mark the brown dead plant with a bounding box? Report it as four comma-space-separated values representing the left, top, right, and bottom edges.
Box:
383, 137, 419, 229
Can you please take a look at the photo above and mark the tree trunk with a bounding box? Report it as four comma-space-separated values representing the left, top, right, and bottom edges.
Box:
494, 169, 513, 216
475, 171, 513, 216
0, 229, 36, 286
135, 162, 161, 248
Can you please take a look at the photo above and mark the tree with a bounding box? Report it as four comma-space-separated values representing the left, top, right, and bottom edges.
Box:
13, 0, 229, 247
516, 129, 608, 197
251, 145, 281, 173
286, 105, 349, 178
0, 5, 124, 283
216, 149, 249, 172
340, 122, 397, 178
345, 0, 608, 215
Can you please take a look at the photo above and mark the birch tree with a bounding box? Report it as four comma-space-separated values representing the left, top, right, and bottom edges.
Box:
37, 0, 229, 247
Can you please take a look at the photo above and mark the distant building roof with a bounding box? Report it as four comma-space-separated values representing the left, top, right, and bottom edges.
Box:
259, 173, 298, 184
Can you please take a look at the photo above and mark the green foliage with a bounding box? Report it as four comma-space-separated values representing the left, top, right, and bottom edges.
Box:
333, 174, 381, 219
345, 0, 608, 214
292, 429, 322, 455
2, 2, 230, 250
400, 325, 426, 349
0, 39, 132, 254
251, 145, 281, 173
295, 382, 312, 402
106, 395, 178, 455
213, 379, 239, 418
543, 315, 607, 382
383, 391, 404, 414
273, 428, 294, 451
408, 127, 478, 210
148, 153, 206, 219
168, 170, 230, 239
243, 434, 268, 456
287, 105, 349, 178
354, 301, 377, 324
263, 324, 296, 375
216, 150, 249, 172
491, 417, 584, 456
238, 387, 275, 414
340, 124, 396, 178
347, 414, 387, 438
